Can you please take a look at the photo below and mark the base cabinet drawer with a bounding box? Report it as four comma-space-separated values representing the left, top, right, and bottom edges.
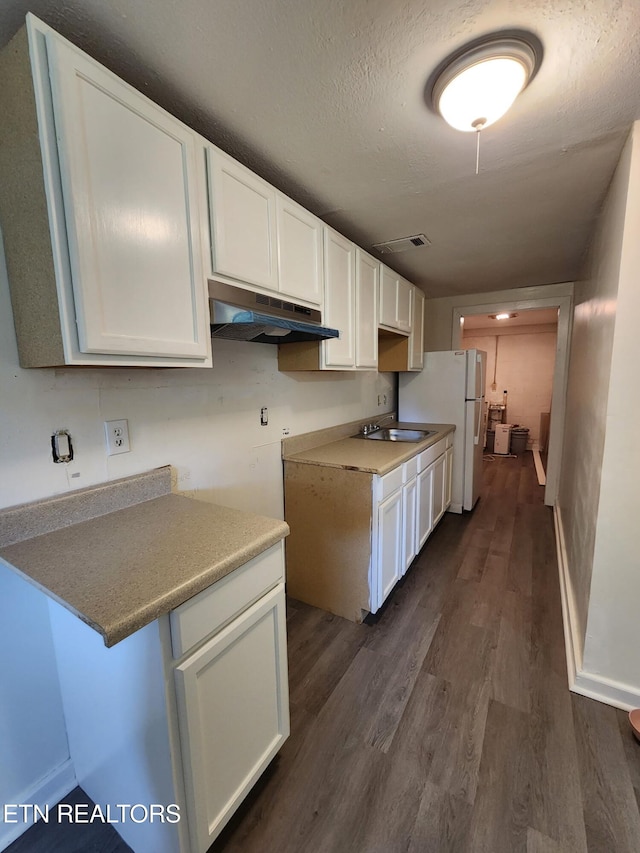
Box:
170, 542, 284, 658
174, 584, 290, 853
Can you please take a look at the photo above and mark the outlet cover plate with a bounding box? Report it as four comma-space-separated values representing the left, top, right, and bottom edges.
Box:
104, 419, 130, 455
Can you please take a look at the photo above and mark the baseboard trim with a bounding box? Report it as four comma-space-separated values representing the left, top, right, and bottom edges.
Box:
553, 505, 640, 712
0, 759, 76, 851
532, 449, 546, 485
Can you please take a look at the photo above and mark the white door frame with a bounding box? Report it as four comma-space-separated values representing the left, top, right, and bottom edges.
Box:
452, 295, 573, 507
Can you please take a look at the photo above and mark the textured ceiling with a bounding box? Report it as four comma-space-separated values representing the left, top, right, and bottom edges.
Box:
2, 0, 639, 298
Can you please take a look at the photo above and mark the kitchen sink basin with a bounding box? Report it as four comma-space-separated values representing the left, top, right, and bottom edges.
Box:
360, 428, 435, 442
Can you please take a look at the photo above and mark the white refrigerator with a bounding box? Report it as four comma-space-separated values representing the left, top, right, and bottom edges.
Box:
398, 349, 486, 513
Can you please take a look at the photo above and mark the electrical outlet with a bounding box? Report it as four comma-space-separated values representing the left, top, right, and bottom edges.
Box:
104, 419, 130, 455
260, 407, 268, 426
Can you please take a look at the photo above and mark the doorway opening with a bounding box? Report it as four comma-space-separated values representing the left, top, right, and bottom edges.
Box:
452, 294, 572, 507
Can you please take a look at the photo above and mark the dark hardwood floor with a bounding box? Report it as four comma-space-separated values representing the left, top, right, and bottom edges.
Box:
9, 454, 640, 852
5, 787, 132, 852
213, 453, 640, 853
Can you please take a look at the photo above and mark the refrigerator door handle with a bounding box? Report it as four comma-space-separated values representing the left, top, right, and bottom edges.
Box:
477, 352, 485, 399
474, 400, 482, 445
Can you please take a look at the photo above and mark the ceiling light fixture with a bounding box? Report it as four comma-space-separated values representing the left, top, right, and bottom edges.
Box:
489, 312, 518, 320
430, 34, 540, 172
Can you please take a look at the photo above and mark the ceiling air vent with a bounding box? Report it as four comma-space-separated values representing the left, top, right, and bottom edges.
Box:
372, 234, 431, 254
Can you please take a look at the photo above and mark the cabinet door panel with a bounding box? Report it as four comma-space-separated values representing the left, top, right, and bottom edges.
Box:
276, 195, 323, 304
379, 267, 398, 328
445, 446, 454, 509
409, 288, 425, 370
432, 454, 446, 526
46, 37, 208, 358
396, 279, 412, 333
416, 465, 434, 551
174, 585, 289, 852
322, 229, 355, 368
402, 478, 417, 574
208, 150, 277, 289
376, 490, 403, 608
355, 251, 378, 368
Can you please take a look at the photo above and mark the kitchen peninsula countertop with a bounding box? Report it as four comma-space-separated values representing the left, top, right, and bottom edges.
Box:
282, 420, 455, 476
0, 467, 288, 647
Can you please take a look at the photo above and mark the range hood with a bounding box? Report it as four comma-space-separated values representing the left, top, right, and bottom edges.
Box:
209, 280, 339, 344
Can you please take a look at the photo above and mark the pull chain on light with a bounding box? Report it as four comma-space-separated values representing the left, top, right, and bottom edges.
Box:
472, 118, 485, 176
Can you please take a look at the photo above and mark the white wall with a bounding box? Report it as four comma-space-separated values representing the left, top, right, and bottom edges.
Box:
579, 123, 640, 694
557, 129, 630, 653
463, 329, 557, 446
424, 282, 573, 352
0, 228, 395, 830
0, 565, 72, 850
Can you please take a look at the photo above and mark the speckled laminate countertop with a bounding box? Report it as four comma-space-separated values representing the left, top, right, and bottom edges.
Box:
0, 467, 289, 647
283, 421, 455, 475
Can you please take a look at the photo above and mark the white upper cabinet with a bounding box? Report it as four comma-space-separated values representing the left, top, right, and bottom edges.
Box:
322, 228, 356, 368
379, 265, 411, 334
207, 149, 278, 290
206, 148, 323, 306
355, 250, 378, 368
277, 237, 378, 372
397, 277, 412, 333
0, 16, 212, 367
276, 195, 324, 305
379, 266, 399, 329
408, 287, 425, 371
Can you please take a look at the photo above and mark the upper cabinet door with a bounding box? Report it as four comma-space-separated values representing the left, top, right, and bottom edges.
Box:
396, 278, 412, 333
207, 149, 277, 290
276, 195, 323, 305
355, 250, 378, 368
409, 288, 425, 370
379, 266, 398, 328
322, 228, 355, 369
45, 35, 209, 359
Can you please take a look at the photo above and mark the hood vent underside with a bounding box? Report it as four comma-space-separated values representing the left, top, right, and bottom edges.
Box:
208, 280, 340, 344
373, 233, 431, 254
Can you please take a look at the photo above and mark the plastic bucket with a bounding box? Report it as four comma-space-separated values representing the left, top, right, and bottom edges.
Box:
510, 428, 529, 454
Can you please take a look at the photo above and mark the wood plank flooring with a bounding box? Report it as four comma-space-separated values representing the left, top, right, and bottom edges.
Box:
213, 453, 640, 853
9, 454, 640, 852
5, 787, 132, 852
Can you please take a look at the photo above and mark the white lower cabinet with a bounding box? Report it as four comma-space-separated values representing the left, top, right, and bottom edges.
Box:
445, 445, 454, 510
284, 434, 454, 623
416, 463, 434, 552
48, 541, 289, 853
432, 453, 446, 526
371, 441, 450, 613
174, 584, 289, 852
375, 488, 403, 610
402, 473, 418, 574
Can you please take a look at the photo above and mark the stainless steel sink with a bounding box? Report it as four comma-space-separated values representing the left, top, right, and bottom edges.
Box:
359, 428, 435, 442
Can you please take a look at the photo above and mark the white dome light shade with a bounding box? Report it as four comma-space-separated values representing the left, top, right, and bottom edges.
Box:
433, 38, 537, 132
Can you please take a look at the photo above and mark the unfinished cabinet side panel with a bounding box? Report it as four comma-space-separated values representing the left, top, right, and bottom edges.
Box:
0, 27, 65, 367
283, 462, 372, 621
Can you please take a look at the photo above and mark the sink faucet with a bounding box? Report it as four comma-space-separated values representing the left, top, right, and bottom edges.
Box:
376, 414, 395, 426
360, 414, 394, 435
360, 422, 379, 435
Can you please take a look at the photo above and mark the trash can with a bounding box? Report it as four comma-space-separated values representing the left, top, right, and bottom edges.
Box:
494, 424, 512, 454
510, 427, 530, 454
486, 429, 495, 453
